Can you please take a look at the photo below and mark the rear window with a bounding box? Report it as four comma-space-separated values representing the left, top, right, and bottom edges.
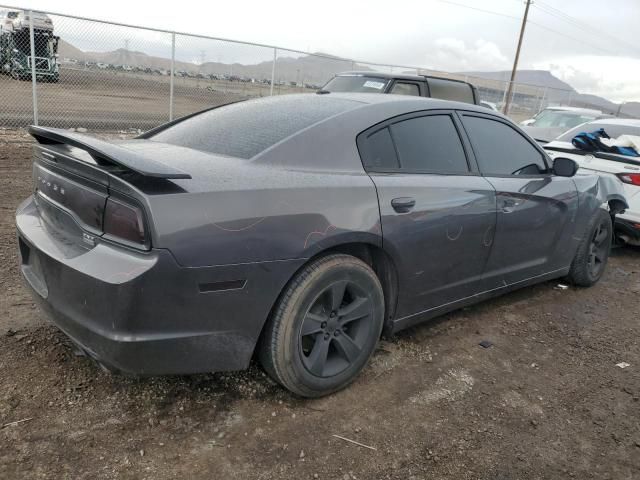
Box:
149, 95, 359, 159
323, 75, 390, 93
556, 122, 640, 142
427, 78, 475, 104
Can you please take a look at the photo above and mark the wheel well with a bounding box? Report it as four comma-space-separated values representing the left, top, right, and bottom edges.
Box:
253, 242, 400, 361
311, 243, 399, 327
608, 199, 626, 216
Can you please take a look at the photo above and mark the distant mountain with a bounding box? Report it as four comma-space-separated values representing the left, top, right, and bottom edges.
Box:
58, 40, 367, 84
461, 69, 622, 115
57, 41, 629, 115
462, 70, 575, 91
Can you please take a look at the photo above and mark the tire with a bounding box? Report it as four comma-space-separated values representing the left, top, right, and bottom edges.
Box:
566, 209, 612, 287
259, 254, 385, 397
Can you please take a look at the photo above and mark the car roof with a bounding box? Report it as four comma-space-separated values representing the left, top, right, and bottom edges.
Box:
580, 118, 640, 127
315, 91, 489, 113
335, 71, 473, 86
544, 106, 603, 115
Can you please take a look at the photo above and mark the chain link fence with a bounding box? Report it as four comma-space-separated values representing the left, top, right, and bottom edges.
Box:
0, 4, 622, 132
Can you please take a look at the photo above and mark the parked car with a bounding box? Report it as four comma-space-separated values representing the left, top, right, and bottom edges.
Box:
521, 106, 610, 144
17, 93, 627, 397
544, 118, 640, 245
321, 71, 479, 105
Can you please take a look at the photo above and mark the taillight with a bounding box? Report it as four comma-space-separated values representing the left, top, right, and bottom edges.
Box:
103, 198, 147, 248
617, 172, 640, 186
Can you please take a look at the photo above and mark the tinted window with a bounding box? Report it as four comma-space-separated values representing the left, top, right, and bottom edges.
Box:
390, 82, 420, 96
390, 115, 468, 173
150, 96, 360, 159
463, 116, 547, 175
427, 78, 475, 104
360, 128, 399, 169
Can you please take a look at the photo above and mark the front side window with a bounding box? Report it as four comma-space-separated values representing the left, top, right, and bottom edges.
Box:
390, 115, 469, 173
462, 115, 547, 175
390, 82, 420, 96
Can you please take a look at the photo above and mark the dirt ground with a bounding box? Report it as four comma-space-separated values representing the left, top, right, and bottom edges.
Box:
1, 129, 639, 480
0, 68, 306, 131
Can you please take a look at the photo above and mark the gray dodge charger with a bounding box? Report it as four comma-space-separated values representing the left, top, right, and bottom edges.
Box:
16, 93, 627, 397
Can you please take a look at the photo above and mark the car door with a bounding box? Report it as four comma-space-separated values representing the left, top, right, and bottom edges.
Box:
358, 111, 497, 320
458, 112, 579, 287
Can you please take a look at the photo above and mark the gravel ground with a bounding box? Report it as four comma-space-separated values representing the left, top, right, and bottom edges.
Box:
1, 129, 639, 479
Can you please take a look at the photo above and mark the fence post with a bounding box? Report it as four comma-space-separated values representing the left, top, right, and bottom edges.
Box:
29, 10, 38, 125
270, 48, 276, 96
169, 32, 175, 121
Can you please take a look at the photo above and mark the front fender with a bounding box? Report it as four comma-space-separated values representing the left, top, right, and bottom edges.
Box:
572, 172, 629, 238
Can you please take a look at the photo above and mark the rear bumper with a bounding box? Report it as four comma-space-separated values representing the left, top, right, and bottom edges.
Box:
16, 196, 303, 375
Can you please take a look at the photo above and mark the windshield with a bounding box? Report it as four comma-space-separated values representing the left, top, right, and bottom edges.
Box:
530, 109, 596, 129
556, 122, 640, 142
322, 75, 389, 93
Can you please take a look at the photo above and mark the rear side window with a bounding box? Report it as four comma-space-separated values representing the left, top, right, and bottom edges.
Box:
150, 96, 360, 159
390, 82, 420, 96
462, 115, 547, 175
360, 128, 399, 169
390, 115, 469, 173
427, 78, 475, 104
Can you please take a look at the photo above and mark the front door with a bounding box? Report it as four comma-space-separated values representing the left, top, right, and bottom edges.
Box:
458, 112, 578, 287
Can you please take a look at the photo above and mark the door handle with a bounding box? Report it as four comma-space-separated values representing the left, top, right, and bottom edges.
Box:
391, 197, 416, 213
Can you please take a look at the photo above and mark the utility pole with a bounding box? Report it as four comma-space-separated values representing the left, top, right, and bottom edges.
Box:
503, 0, 532, 116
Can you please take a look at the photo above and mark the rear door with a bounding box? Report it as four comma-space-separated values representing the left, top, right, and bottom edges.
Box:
458, 112, 579, 286
358, 110, 497, 319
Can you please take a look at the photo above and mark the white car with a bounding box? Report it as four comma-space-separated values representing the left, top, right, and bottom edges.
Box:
521, 106, 610, 144
545, 118, 640, 245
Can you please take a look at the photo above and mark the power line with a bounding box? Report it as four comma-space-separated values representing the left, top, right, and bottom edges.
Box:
526, 19, 620, 57
533, 1, 640, 56
432, 0, 625, 58
431, 0, 522, 21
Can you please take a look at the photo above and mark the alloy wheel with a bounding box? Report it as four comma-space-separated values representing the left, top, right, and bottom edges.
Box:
299, 280, 374, 378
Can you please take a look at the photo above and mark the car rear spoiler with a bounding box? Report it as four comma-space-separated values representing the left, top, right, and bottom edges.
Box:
28, 126, 192, 179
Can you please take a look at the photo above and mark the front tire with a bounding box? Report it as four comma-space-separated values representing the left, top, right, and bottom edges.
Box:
566, 209, 612, 287
259, 254, 385, 397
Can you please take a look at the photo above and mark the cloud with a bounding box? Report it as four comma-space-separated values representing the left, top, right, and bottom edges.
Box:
427, 38, 511, 72
534, 56, 640, 103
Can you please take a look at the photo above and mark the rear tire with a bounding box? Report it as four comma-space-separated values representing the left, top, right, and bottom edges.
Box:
259, 254, 385, 397
566, 209, 612, 287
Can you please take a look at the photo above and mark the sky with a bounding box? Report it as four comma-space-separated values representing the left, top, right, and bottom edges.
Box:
10, 0, 640, 102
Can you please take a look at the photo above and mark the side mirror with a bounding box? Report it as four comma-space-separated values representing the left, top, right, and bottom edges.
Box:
553, 157, 579, 177
520, 119, 535, 126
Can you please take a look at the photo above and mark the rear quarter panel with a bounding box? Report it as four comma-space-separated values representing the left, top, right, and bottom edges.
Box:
147, 166, 381, 267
